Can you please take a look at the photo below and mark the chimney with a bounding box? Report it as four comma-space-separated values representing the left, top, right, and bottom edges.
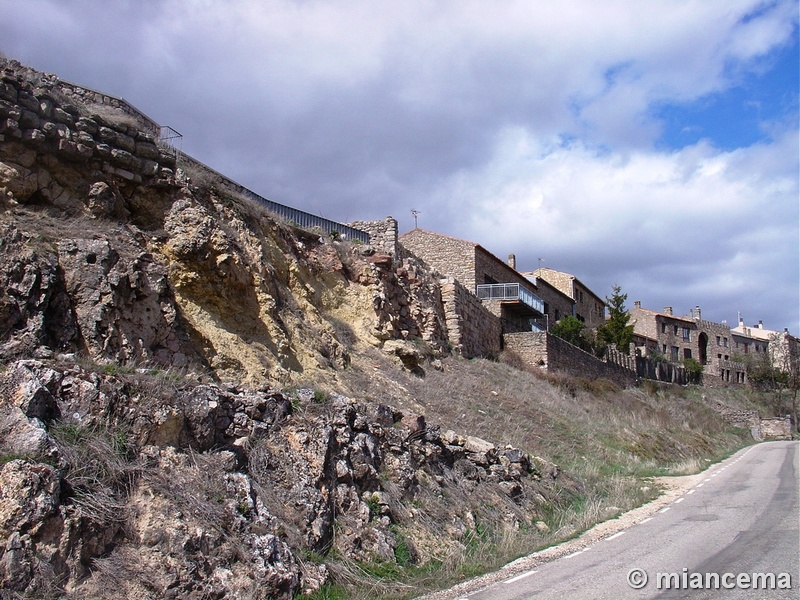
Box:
695, 305, 701, 321
758, 320, 763, 329
664, 306, 673, 315
634, 301, 641, 309
507, 253, 516, 270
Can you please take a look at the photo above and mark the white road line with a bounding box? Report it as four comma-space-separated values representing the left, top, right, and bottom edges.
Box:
688, 489, 696, 494
639, 517, 653, 524
697, 483, 704, 488
675, 497, 685, 504
606, 531, 626, 541
659, 507, 671, 513
505, 569, 537, 584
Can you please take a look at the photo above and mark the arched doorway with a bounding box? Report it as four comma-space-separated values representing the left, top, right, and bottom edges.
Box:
698, 332, 708, 364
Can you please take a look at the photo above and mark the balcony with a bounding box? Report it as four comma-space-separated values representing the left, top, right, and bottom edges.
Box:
476, 283, 544, 315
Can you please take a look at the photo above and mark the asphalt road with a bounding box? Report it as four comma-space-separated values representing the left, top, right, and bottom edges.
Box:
460, 441, 799, 600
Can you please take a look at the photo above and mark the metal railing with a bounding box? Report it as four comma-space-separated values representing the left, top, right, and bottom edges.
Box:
175, 152, 371, 244
476, 283, 544, 314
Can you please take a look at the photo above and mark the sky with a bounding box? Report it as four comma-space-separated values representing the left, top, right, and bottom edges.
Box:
2, 0, 798, 334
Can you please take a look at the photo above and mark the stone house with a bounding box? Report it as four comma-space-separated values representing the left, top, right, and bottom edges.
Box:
525, 268, 606, 329
399, 229, 545, 334
732, 317, 799, 374
523, 274, 575, 331
629, 303, 747, 385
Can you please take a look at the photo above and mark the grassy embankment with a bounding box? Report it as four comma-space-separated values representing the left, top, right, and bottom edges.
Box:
309, 347, 768, 599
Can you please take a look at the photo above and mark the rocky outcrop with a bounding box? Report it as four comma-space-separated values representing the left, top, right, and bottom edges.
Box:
0, 56, 450, 382
0, 359, 558, 598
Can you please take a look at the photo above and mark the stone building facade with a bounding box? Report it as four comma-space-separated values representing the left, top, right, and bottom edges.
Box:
526, 268, 606, 328
732, 317, 800, 374
523, 274, 574, 331
630, 303, 748, 385
399, 229, 545, 334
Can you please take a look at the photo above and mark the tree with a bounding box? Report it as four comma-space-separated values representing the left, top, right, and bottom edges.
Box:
596, 284, 634, 354
550, 315, 594, 353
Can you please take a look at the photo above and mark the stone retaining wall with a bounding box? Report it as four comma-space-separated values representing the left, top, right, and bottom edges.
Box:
439, 277, 502, 359
503, 331, 637, 387
760, 416, 793, 440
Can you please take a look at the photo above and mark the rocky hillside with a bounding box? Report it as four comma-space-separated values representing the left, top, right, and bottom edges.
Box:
0, 58, 759, 600
0, 58, 573, 599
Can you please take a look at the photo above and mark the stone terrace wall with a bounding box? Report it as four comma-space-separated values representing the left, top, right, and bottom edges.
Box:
504, 332, 637, 387
349, 217, 398, 256
440, 277, 502, 359
714, 405, 793, 440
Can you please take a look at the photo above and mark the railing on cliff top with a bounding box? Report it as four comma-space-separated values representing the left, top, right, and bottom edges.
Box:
159, 130, 370, 244
476, 283, 545, 315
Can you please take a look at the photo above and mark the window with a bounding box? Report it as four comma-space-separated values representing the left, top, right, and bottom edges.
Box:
723, 337, 728, 347
673, 325, 679, 335
682, 328, 691, 341
684, 348, 692, 359
661, 323, 667, 334
671, 346, 679, 361
716, 335, 721, 345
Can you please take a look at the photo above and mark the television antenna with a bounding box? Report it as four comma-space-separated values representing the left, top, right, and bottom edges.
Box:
411, 209, 420, 228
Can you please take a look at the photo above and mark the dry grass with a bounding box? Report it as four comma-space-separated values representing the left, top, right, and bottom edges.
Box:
50, 421, 140, 526
319, 350, 754, 597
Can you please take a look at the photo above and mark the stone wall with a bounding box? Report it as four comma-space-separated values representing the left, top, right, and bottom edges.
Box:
349, 217, 398, 256
634, 357, 688, 385
474, 247, 533, 290
715, 404, 793, 440
1, 59, 177, 186
760, 416, 793, 440
439, 277, 502, 359
503, 331, 637, 387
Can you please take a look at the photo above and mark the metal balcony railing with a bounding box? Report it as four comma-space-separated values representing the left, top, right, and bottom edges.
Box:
476, 283, 544, 314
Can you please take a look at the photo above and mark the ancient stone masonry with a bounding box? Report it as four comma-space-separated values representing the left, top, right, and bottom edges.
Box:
0, 59, 177, 188
349, 217, 398, 256
395, 234, 503, 359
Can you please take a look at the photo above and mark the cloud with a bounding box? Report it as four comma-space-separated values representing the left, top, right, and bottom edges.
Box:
442, 125, 798, 327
